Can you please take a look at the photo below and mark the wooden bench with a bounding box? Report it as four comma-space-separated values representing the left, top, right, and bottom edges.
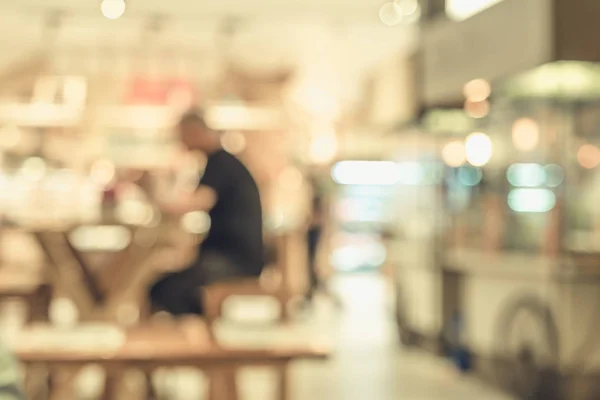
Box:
14, 325, 328, 400
202, 271, 290, 333
199, 230, 298, 325
0, 269, 51, 323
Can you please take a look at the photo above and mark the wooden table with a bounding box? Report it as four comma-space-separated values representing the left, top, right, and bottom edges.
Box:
32, 221, 194, 323
14, 324, 329, 400
0, 267, 51, 323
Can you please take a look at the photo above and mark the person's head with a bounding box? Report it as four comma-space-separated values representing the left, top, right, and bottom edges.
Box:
178, 110, 221, 153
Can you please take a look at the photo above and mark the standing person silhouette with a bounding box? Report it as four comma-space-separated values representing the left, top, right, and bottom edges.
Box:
300, 173, 342, 310
149, 110, 264, 317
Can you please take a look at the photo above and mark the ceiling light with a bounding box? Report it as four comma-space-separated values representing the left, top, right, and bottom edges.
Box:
101, 0, 126, 20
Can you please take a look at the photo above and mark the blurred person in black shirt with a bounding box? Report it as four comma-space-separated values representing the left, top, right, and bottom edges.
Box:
149, 110, 264, 316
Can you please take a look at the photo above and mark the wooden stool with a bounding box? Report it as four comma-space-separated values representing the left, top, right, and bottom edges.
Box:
203, 272, 290, 335
201, 274, 292, 400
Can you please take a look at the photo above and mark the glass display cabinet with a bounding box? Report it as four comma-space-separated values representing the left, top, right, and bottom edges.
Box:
438, 62, 600, 400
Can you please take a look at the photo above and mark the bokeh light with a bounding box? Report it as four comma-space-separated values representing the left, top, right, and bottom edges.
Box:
379, 2, 403, 26
441, 140, 466, 167
309, 128, 338, 164
180, 211, 211, 234
545, 164, 564, 187
394, 0, 419, 15
463, 79, 491, 102
332, 161, 399, 186
0, 125, 21, 149
508, 188, 556, 213
100, 0, 126, 19
21, 157, 47, 181
221, 131, 247, 155
457, 166, 483, 186
278, 167, 304, 190
465, 132, 493, 167
464, 99, 490, 119
116, 200, 154, 226
90, 159, 116, 186
506, 163, 545, 187
577, 144, 600, 169
393, 0, 421, 22
512, 118, 540, 152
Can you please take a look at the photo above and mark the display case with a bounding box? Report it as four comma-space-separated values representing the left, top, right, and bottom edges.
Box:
411, 1, 600, 398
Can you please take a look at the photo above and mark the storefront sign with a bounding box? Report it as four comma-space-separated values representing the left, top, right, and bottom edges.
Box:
124, 77, 195, 108
422, 0, 553, 106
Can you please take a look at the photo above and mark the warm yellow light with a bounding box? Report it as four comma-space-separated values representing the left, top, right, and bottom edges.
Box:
278, 167, 304, 190
290, 86, 340, 120
21, 157, 47, 181
464, 99, 490, 119
465, 132, 493, 167
0, 125, 21, 149
577, 144, 600, 169
379, 2, 403, 26
442, 140, 466, 167
512, 118, 540, 152
180, 211, 211, 234
90, 160, 116, 186
116, 200, 154, 226
463, 79, 491, 102
63, 77, 88, 107
309, 129, 338, 164
221, 131, 247, 155
394, 0, 419, 15
100, 0, 126, 20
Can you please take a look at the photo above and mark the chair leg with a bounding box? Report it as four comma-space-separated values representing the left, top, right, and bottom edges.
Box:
207, 368, 238, 400
100, 373, 119, 400
276, 364, 289, 400
48, 368, 80, 400
279, 295, 289, 322
224, 368, 239, 400
23, 364, 47, 400
144, 371, 159, 400
28, 285, 52, 323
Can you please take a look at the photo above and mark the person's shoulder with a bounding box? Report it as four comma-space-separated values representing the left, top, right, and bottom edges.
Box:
214, 150, 254, 177
208, 149, 236, 166
215, 150, 245, 169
